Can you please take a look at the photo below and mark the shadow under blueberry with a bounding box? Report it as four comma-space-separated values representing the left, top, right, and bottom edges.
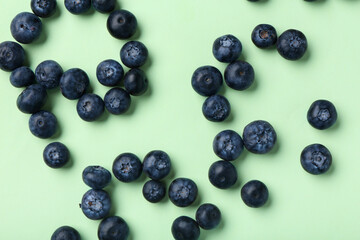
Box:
198, 213, 225, 240
104, 181, 118, 216
297, 48, 311, 63
50, 117, 62, 139
128, 25, 141, 41
304, 0, 326, 5
244, 78, 258, 92
61, 153, 74, 169
141, 55, 153, 72
80, 7, 96, 17
96, 108, 110, 122
267, 140, 280, 156
326, 118, 340, 132
44, 5, 62, 23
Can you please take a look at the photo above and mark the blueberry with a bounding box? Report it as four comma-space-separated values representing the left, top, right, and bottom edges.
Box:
301, 144, 332, 175
307, 100, 337, 130
43, 142, 70, 168
64, 0, 91, 14
76, 93, 105, 122
60, 68, 89, 100
120, 41, 148, 68
243, 120, 277, 154
191, 66, 223, 97
195, 203, 221, 230
241, 180, 269, 208
17, 84, 47, 114
212, 34, 242, 63
142, 180, 166, 203
213, 130, 244, 161
143, 150, 171, 180
0, 41, 26, 71
10, 12, 42, 44
202, 95, 231, 122
98, 216, 129, 240
224, 60, 255, 91
29, 110, 57, 139
31, 0, 57, 18
124, 68, 148, 96
208, 160, 237, 189
92, 0, 116, 13
104, 88, 131, 115
112, 153, 142, 183
96, 59, 124, 87
83, 166, 112, 189
35, 60, 63, 89
277, 29, 308, 60
107, 10, 137, 39
10, 66, 35, 87
81, 189, 111, 220
51, 226, 80, 240
251, 24, 277, 49
171, 216, 200, 240
169, 178, 198, 207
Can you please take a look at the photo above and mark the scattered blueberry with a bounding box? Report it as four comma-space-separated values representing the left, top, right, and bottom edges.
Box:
124, 68, 148, 96
143, 150, 171, 180
112, 153, 142, 183
191, 66, 223, 97
208, 160, 237, 189
224, 60, 255, 91
277, 29, 308, 60
60, 68, 89, 100
301, 144, 332, 175
35, 60, 63, 89
98, 216, 129, 240
76, 93, 105, 122
92, 0, 116, 13
17, 84, 47, 114
120, 41, 148, 68
104, 88, 131, 115
241, 180, 269, 208
213, 130, 244, 161
107, 10, 137, 39
81, 189, 111, 220
29, 110, 57, 138
43, 142, 70, 168
243, 120, 277, 154
64, 0, 91, 14
51, 226, 80, 240
195, 203, 221, 230
307, 99, 337, 130
251, 24, 277, 48
31, 0, 57, 18
10, 66, 35, 87
83, 166, 112, 189
142, 180, 166, 203
202, 95, 231, 122
212, 34, 242, 63
171, 216, 200, 240
169, 178, 198, 207
0, 41, 26, 71
96, 59, 124, 87
10, 12, 42, 44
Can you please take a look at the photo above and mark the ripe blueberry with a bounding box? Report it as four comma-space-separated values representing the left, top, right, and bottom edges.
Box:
98, 216, 129, 240
213, 130, 244, 161
202, 95, 231, 122
171, 216, 200, 240
301, 144, 332, 175
191, 66, 223, 97
224, 60, 255, 91
112, 153, 142, 182
29, 110, 57, 138
10, 12, 42, 44
143, 150, 171, 180
83, 166, 112, 189
0, 41, 25, 71
243, 120, 277, 154
251, 24, 277, 48
43, 142, 70, 168
307, 99, 337, 130
81, 189, 111, 220
10, 66, 35, 87
120, 41, 148, 68
241, 180, 269, 208
107, 10, 137, 39
35, 60, 63, 89
142, 180, 166, 203
208, 160, 237, 189
195, 203, 221, 230
277, 29, 308, 60
76, 93, 105, 122
212, 34, 242, 63
17, 84, 47, 114
169, 178, 198, 207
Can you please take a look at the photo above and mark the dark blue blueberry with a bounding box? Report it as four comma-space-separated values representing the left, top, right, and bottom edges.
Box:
29, 110, 57, 139
307, 100, 337, 130
81, 189, 111, 220
96, 59, 124, 87
10, 12, 42, 44
195, 203, 221, 230
208, 160, 237, 189
251, 24, 277, 48
213, 130, 244, 161
17, 84, 47, 114
224, 60, 255, 91
142, 180, 166, 203
143, 150, 171, 180
64, 0, 91, 14
112, 153, 142, 183
104, 88, 131, 115
60, 68, 89, 100
277, 29, 307, 60
212, 34, 242, 63
0, 41, 25, 71
191, 66, 223, 97
76, 93, 105, 122
107, 10, 137, 39
241, 180, 269, 208
35, 60, 63, 89
98, 216, 129, 240
243, 120, 277, 154
171, 216, 200, 240
31, 0, 57, 18
202, 95, 231, 122
92, 0, 116, 13
83, 166, 112, 189
120, 41, 148, 68
10, 66, 35, 87
301, 144, 332, 175
43, 142, 70, 168
124, 68, 148, 96
169, 178, 198, 207
51, 226, 80, 240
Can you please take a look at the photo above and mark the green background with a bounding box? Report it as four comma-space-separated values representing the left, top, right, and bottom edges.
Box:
0, 0, 359, 239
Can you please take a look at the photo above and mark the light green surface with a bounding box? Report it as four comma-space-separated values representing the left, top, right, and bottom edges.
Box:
0, 0, 360, 239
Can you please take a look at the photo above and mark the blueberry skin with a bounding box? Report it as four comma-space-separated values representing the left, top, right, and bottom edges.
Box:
29, 110, 57, 139
120, 41, 148, 68
241, 180, 269, 208
202, 95, 231, 122
143, 150, 171, 180
51, 226, 80, 240
83, 166, 112, 189
107, 10, 137, 39
243, 120, 277, 154
277, 29, 308, 60
142, 180, 166, 203
98, 216, 129, 240
112, 153, 142, 183
307, 100, 337, 130
60, 68, 89, 100
301, 144, 332, 175
17, 84, 47, 114
35, 60, 63, 89
212, 34, 242, 63
43, 142, 70, 168
92, 0, 116, 13
213, 130, 244, 161
10, 66, 35, 87
96, 59, 124, 87
195, 203, 221, 230
224, 60, 254, 91
208, 160, 237, 189
10, 12, 42, 44
104, 88, 131, 115
31, 0, 57, 18
191, 66, 223, 97
0, 41, 26, 71
124, 68, 148, 96
81, 189, 111, 220
171, 216, 200, 240
251, 24, 277, 48
76, 93, 105, 122
64, 0, 91, 14
169, 178, 198, 207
